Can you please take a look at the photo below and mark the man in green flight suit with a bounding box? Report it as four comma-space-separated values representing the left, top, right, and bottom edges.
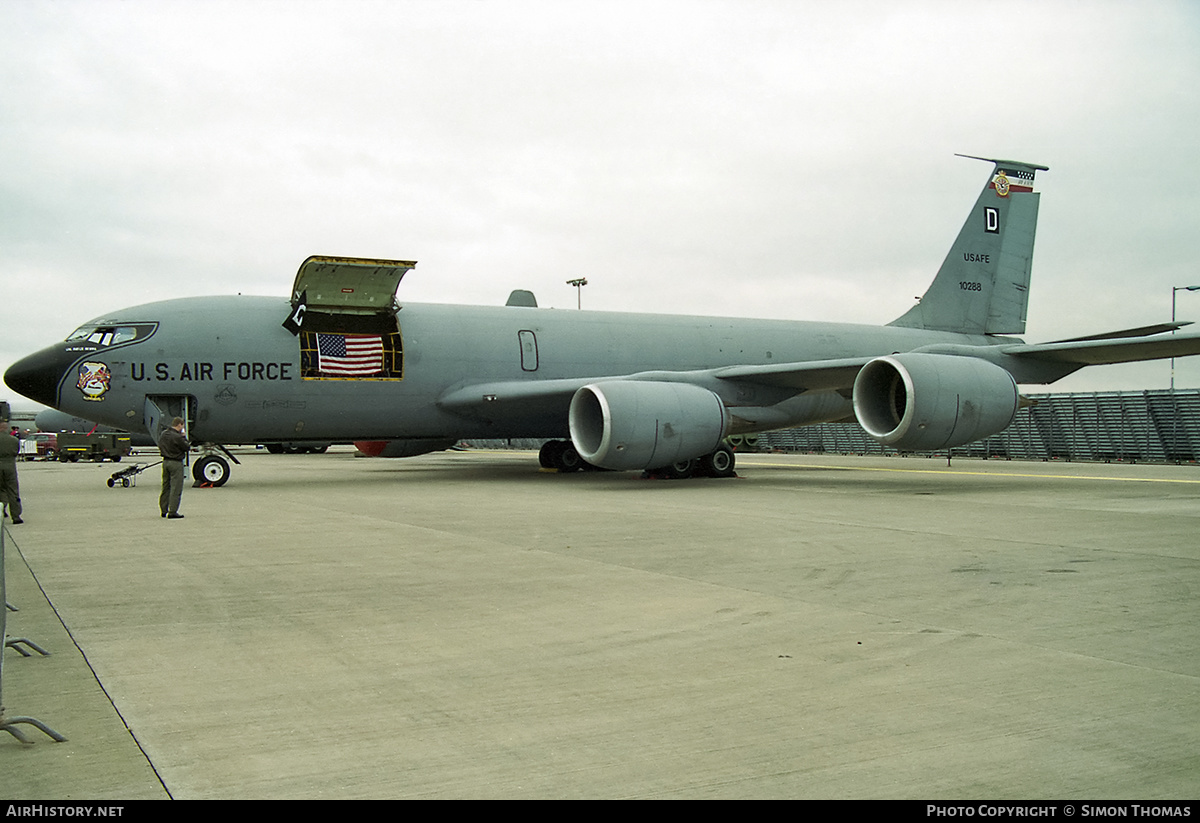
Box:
158, 417, 189, 519
0, 422, 22, 524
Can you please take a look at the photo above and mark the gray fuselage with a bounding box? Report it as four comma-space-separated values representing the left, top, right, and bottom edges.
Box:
24, 295, 1005, 445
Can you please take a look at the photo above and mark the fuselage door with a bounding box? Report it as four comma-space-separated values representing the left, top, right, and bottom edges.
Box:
284, 256, 412, 381
144, 394, 192, 444
289, 256, 417, 315
519, 330, 539, 372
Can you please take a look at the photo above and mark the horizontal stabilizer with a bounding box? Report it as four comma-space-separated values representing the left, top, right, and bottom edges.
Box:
1002, 331, 1200, 366
1043, 322, 1192, 344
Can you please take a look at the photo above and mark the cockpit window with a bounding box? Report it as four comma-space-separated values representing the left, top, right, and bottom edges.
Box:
65, 323, 157, 348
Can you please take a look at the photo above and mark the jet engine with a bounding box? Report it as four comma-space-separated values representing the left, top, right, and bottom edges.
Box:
852, 353, 1018, 451
568, 381, 730, 471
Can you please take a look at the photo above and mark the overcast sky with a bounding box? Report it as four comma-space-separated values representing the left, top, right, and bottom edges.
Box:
4, 0, 1200, 412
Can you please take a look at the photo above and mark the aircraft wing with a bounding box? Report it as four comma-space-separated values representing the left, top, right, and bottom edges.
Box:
437, 357, 875, 417
1000, 330, 1200, 366
716, 330, 1200, 391
438, 330, 1200, 417
439, 376, 593, 412
709, 358, 870, 392
679, 330, 1200, 390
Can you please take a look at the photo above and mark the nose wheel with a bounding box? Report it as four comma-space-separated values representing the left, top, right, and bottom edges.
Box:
192, 454, 231, 487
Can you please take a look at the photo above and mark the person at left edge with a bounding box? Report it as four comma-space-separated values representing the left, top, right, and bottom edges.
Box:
0, 422, 23, 524
158, 417, 189, 519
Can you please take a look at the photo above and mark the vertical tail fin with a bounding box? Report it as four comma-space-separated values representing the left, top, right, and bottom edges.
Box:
889, 155, 1048, 335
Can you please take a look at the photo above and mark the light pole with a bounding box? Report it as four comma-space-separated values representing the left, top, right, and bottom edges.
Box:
567, 278, 587, 310
1170, 285, 1200, 390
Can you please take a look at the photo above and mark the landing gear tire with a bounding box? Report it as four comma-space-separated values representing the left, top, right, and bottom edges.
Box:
193, 455, 230, 487
699, 446, 736, 478
661, 458, 697, 480
539, 440, 585, 472
557, 444, 584, 472
647, 447, 736, 480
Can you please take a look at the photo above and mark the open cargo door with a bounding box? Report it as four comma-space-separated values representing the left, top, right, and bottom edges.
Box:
283, 256, 415, 381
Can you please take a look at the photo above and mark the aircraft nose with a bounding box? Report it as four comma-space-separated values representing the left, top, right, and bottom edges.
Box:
4, 346, 76, 408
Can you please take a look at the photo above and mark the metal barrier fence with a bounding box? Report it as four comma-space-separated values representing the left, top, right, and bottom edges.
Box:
757, 389, 1200, 464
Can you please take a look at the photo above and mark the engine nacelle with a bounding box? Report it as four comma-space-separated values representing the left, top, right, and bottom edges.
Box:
569, 381, 730, 471
852, 353, 1018, 451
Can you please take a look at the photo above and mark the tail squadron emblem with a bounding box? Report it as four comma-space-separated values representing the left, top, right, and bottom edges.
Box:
993, 171, 1011, 197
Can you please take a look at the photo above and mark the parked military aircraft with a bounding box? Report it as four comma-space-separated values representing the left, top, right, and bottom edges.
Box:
7, 155, 1200, 485
33, 408, 157, 447
33, 408, 327, 454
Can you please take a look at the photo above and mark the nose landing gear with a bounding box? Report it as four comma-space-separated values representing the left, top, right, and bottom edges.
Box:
191, 446, 239, 487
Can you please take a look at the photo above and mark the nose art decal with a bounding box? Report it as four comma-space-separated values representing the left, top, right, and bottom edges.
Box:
76, 361, 112, 401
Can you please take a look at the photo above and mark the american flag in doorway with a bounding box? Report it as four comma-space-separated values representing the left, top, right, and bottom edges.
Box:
316, 333, 384, 377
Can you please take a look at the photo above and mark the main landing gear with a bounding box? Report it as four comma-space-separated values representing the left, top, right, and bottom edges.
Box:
539, 440, 588, 473
643, 445, 737, 480
538, 440, 737, 479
